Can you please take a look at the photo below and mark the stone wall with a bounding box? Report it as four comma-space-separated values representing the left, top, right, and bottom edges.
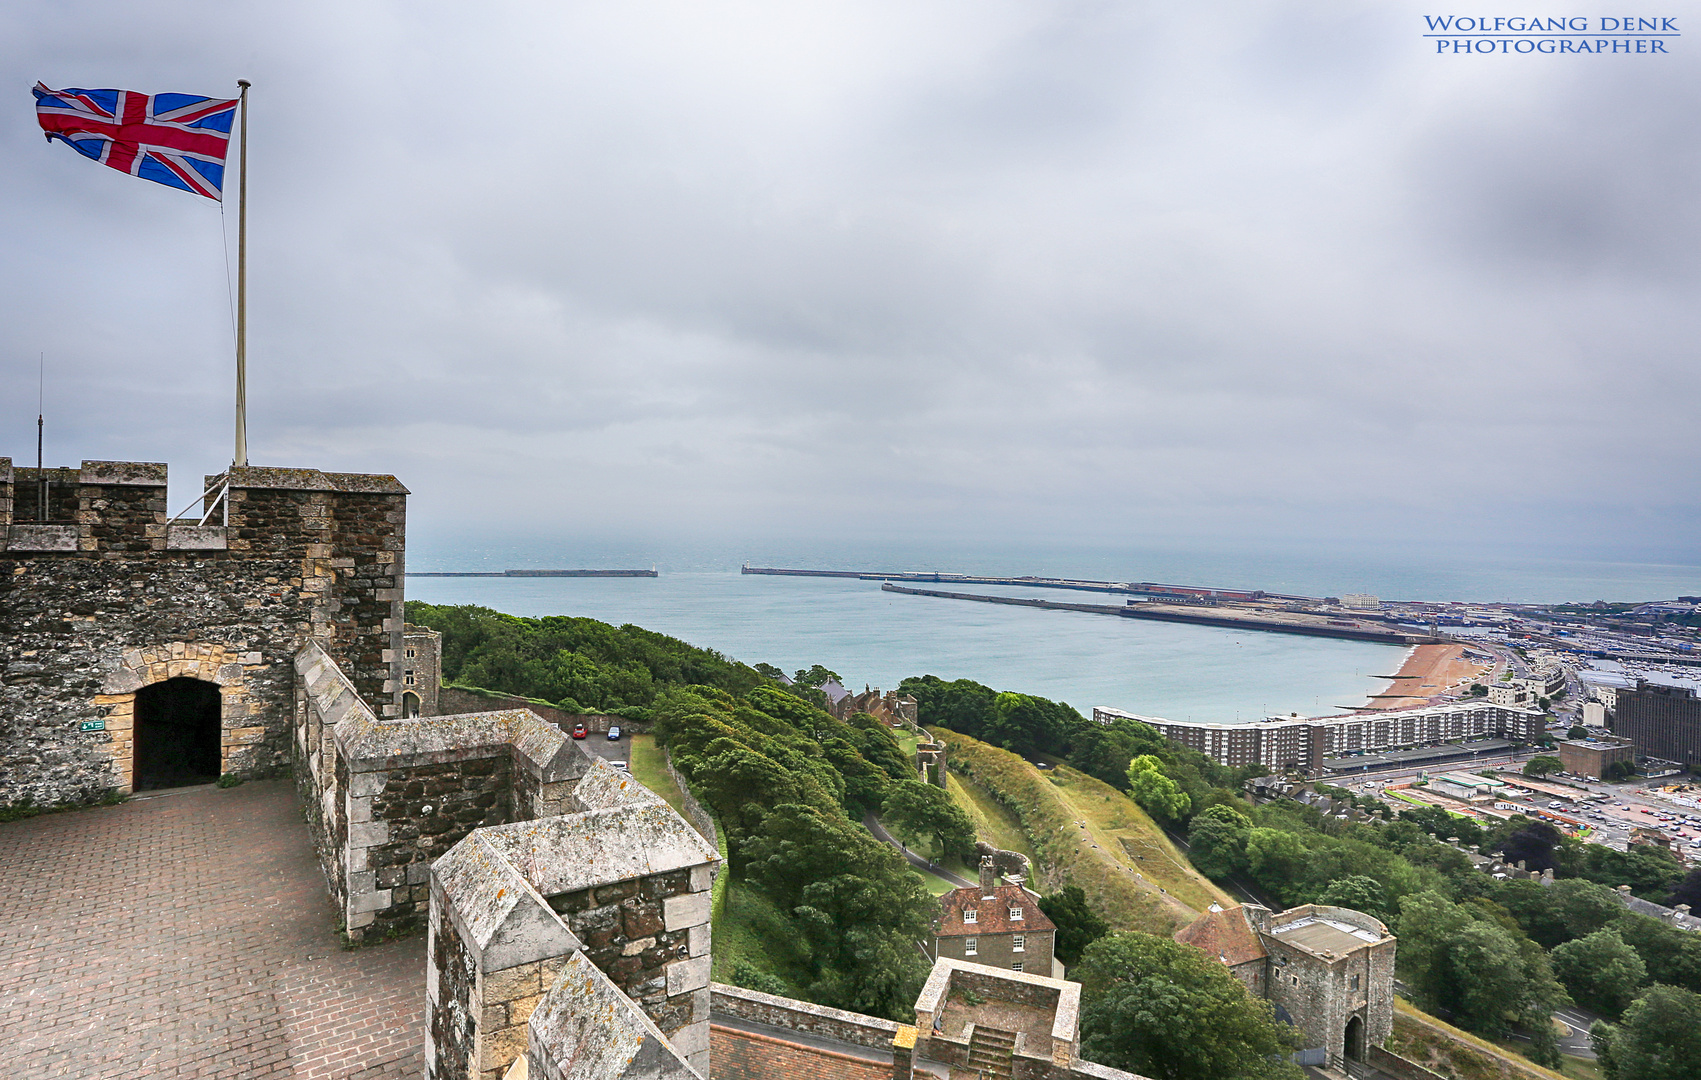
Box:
0, 459, 408, 805
709, 984, 903, 1050
294, 642, 594, 938
1368, 1045, 1449, 1080
434, 685, 647, 735
662, 747, 718, 847
429, 788, 719, 1080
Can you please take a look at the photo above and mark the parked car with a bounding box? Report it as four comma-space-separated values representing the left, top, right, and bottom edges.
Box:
572, 723, 589, 740
610, 760, 629, 773
607, 725, 623, 741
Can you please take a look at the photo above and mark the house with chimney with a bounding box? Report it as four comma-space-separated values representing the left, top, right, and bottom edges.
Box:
931, 857, 1061, 978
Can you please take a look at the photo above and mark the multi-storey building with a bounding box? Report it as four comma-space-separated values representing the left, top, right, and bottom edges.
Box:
1094, 702, 1544, 775
1614, 681, 1701, 770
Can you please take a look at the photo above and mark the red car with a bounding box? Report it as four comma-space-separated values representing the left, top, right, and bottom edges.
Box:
571, 723, 588, 740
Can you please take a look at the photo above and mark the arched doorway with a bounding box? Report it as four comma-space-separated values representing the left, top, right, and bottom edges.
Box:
133, 677, 223, 790
402, 691, 421, 718
1344, 1015, 1365, 1061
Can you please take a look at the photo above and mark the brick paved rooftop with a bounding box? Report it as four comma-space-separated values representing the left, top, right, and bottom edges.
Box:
0, 780, 425, 1079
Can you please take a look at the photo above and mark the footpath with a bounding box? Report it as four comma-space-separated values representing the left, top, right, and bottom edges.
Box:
0, 780, 424, 1080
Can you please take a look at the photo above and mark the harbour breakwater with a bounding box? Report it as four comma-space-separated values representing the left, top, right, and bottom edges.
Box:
878, 584, 1440, 646
741, 563, 1318, 603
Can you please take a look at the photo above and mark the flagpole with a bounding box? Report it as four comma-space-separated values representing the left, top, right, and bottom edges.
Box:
234, 78, 250, 467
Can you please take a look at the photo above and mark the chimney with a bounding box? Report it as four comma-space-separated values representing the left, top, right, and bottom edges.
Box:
980, 856, 998, 897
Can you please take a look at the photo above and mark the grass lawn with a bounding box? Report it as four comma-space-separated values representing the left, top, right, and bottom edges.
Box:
1389, 999, 1572, 1080
627, 734, 689, 818
947, 772, 1037, 862
933, 729, 1217, 935
1045, 763, 1232, 915
710, 872, 814, 997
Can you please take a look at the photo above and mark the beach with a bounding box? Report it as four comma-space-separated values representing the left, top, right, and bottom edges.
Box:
1358, 644, 1492, 712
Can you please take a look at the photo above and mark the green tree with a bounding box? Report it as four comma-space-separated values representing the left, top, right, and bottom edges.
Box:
1038, 886, 1110, 967
1314, 875, 1388, 920
1075, 932, 1302, 1080
880, 780, 974, 860
1127, 755, 1191, 823
1551, 928, 1648, 1017
1244, 827, 1309, 904
1569, 725, 1590, 741
1187, 804, 1251, 879
1396, 890, 1569, 1038
1592, 985, 1701, 1080
1524, 755, 1562, 777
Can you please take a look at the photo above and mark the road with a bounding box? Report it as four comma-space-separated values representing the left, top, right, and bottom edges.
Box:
862, 812, 974, 888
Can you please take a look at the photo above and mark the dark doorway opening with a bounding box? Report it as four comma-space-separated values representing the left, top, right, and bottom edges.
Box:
1344, 1015, 1365, 1061
402, 691, 421, 718
133, 677, 223, 790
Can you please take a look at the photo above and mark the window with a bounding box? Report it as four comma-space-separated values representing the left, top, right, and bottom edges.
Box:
1350, 975, 1360, 991
1012, 961, 1023, 972
1012, 934, 1025, 952
1009, 907, 1023, 921
963, 908, 977, 923
403, 671, 415, 686
405, 647, 416, 659
965, 937, 978, 956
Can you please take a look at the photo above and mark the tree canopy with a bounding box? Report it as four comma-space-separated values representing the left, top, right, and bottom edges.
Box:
1592, 985, 1701, 1080
1074, 932, 1301, 1080
1038, 885, 1109, 967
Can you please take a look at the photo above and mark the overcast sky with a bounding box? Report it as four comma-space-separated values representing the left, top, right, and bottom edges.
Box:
5, 2, 1699, 566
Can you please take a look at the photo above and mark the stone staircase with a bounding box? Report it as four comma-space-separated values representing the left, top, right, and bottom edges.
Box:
965, 1025, 1017, 1079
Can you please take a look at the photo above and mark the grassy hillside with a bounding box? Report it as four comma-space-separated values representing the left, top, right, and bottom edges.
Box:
1388, 999, 1574, 1080
947, 771, 1036, 862
934, 728, 1229, 935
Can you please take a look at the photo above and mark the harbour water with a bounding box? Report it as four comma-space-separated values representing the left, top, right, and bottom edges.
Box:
403, 538, 1698, 725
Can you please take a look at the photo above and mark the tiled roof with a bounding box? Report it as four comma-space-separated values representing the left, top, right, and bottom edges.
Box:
711, 1025, 894, 1080
936, 883, 1057, 937
1174, 904, 1267, 967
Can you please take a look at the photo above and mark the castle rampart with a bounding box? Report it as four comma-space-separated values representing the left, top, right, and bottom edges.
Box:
0, 457, 406, 805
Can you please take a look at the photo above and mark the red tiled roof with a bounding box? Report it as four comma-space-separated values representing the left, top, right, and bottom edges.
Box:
711, 1025, 894, 1080
936, 883, 1057, 937
1174, 904, 1267, 967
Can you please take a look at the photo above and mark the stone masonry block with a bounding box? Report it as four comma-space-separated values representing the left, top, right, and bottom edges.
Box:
688, 923, 710, 958
663, 891, 711, 932
689, 864, 714, 892
665, 955, 711, 997
350, 772, 388, 797
688, 986, 711, 1024
482, 964, 541, 1003
668, 1019, 709, 1057
349, 886, 393, 914
348, 821, 390, 847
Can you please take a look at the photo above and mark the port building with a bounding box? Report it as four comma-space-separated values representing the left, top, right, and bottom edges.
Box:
1093, 702, 1544, 775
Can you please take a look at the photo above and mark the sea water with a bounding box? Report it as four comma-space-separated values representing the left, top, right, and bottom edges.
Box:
403, 538, 1699, 725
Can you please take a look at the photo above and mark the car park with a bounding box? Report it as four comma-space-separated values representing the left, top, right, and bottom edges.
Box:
607, 725, 623, 741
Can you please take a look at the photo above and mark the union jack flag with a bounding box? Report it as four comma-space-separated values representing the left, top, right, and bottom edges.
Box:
34, 83, 238, 201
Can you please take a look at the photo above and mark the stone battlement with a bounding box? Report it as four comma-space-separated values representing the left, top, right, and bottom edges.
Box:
0, 458, 410, 805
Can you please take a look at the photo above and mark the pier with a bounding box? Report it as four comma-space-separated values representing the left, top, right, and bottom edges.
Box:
878, 584, 1439, 645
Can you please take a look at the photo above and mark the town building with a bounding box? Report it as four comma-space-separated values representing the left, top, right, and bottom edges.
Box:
1614, 681, 1701, 771
1557, 736, 1636, 780
931, 858, 1060, 978
1175, 902, 1396, 1071
401, 623, 442, 717
1488, 682, 1536, 708
1094, 702, 1544, 775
